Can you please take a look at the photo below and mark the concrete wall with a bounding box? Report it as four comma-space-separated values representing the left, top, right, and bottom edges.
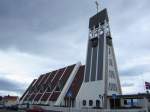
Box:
76, 81, 105, 108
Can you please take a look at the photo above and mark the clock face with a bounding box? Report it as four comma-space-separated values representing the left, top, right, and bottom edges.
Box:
90, 37, 98, 47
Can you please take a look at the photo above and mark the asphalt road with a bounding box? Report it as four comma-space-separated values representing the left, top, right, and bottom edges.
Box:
0, 109, 25, 112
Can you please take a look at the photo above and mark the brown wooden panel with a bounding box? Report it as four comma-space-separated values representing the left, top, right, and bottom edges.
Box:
41, 92, 51, 101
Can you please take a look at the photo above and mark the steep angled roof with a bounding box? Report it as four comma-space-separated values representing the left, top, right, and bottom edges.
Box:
20, 63, 84, 105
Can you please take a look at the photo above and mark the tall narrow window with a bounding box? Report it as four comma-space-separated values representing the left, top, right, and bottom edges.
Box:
109, 47, 111, 55
83, 100, 86, 106
109, 70, 115, 79
109, 83, 117, 91
89, 100, 93, 106
109, 59, 113, 66
96, 100, 100, 107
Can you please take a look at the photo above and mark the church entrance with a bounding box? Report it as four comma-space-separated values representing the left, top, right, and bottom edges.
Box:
110, 98, 121, 109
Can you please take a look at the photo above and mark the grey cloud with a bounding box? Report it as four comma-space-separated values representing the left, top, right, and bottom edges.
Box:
0, 0, 92, 57
122, 83, 134, 87
0, 78, 24, 93
0, 0, 149, 59
119, 64, 150, 76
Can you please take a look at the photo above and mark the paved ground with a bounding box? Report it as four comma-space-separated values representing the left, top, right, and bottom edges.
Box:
0, 109, 61, 112
0, 109, 25, 112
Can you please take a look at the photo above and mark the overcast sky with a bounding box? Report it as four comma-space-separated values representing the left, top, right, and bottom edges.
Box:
0, 0, 150, 96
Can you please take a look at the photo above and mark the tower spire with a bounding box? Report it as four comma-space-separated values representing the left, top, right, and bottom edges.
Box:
76, 9, 122, 109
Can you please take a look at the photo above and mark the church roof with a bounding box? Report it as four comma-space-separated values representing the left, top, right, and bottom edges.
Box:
20, 63, 85, 105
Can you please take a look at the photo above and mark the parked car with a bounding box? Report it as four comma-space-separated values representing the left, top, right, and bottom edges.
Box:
0, 104, 4, 109
6, 104, 18, 111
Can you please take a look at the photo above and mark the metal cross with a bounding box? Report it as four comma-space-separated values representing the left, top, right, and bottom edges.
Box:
95, 1, 99, 13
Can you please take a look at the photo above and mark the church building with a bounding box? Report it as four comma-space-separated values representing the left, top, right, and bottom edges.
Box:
19, 8, 150, 111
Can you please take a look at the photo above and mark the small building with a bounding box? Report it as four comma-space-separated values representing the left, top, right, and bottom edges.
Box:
3, 95, 19, 107
107, 93, 150, 111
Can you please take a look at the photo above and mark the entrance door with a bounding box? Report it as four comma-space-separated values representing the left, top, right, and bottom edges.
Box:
110, 98, 121, 109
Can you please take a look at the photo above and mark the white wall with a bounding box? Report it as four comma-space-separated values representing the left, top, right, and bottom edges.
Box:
76, 81, 105, 108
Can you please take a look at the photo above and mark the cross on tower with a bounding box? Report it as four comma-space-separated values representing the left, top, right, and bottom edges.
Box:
95, 1, 99, 13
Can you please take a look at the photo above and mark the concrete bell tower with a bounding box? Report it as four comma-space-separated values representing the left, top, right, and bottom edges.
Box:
76, 9, 122, 109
